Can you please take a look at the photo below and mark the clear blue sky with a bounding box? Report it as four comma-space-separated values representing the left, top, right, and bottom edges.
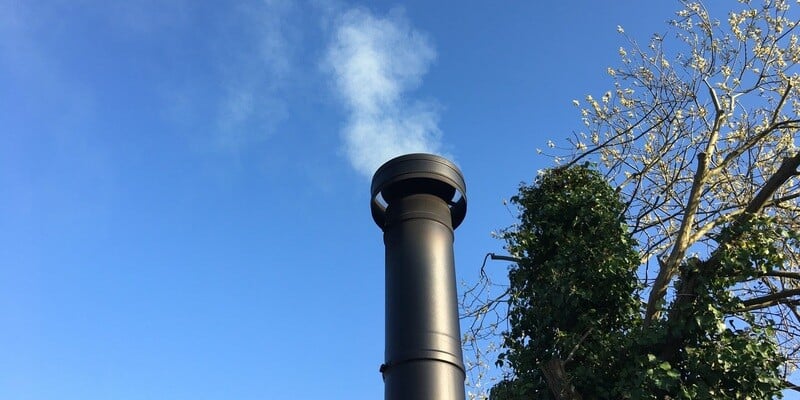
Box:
3, 1, 795, 399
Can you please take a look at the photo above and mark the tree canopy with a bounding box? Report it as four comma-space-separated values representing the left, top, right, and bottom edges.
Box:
462, 1, 800, 398
489, 165, 790, 399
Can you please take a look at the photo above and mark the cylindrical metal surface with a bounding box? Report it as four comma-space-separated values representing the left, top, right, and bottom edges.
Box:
371, 153, 467, 400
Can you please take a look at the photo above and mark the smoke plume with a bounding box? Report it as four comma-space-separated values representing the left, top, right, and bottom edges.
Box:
325, 8, 444, 177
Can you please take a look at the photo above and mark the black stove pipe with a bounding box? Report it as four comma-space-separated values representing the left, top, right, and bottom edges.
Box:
371, 153, 467, 400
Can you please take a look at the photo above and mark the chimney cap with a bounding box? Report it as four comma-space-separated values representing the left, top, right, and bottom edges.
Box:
370, 153, 467, 229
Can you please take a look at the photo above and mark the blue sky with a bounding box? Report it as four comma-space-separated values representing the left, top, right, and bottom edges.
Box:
3, 1, 794, 399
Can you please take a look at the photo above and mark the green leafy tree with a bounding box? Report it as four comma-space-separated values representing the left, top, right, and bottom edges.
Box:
489, 165, 790, 399
493, 165, 641, 399
461, 0, 800, 398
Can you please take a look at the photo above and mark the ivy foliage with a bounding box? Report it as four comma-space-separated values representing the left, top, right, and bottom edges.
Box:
494, 165, 640, 399
491, 165, 787, 399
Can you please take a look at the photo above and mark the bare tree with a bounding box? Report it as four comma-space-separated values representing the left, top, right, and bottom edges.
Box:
566, 0, 800, 357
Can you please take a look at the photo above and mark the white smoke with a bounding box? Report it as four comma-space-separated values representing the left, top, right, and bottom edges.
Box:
325, 8, 445, 177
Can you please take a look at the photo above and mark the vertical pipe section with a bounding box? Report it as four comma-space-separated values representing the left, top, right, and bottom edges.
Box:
371, 154, 467, 400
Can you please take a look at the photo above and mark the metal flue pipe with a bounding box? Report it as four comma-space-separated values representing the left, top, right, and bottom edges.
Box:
370, 153, 467, 400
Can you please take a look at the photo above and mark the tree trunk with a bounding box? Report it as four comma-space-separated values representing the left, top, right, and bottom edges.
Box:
541, 358, 583, 400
